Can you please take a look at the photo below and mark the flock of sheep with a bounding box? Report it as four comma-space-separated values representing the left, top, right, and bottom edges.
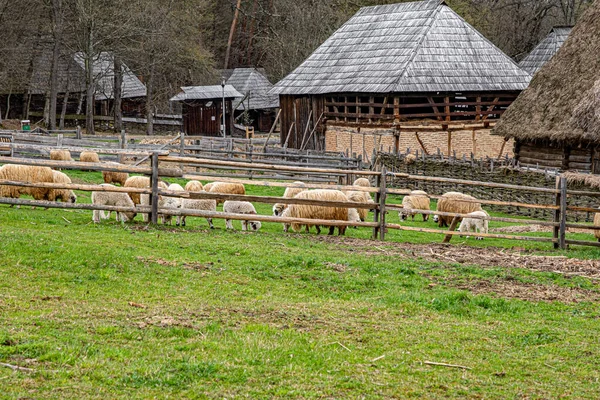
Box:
0, 149, 496, 238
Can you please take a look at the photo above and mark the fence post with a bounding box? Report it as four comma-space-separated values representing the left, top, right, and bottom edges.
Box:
559, 176, 567, 250
150, 152, 159, 225
119, 129, 126, 163
57, 134, 63, 147
379, 167, 387, 241
179, 131, 185, 157
76, 126, 82, 139
553, 176, 561, 249
373, 171, 382, 239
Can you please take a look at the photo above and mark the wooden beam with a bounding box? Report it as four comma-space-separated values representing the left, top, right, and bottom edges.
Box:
414, 132, 429, 155
427, 97, 444, 121
482, 97, 500, 121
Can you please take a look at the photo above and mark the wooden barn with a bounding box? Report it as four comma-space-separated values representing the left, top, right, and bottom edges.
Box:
225, 68, 279, 132
494, 2, 600, 173
270, 0, 532, 153
519, 26, 572, 76
170, 85, 242, 136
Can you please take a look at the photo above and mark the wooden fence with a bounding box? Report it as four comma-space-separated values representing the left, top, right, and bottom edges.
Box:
0, 151, 599, 250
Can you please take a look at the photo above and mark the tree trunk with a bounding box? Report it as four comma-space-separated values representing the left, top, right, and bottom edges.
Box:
85, 50, 95, 135
113, 54, 123, 132
224, 0, 242, 69
59, 91, 69, 129
49, 0, 63, 131
145, 63, 154, 136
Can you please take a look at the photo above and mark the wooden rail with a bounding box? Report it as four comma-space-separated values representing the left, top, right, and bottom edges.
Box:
1, 153, 598, 250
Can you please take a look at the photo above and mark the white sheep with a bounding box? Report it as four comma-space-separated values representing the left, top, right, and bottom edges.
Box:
400, 190, 430, 222
223, 201, 262, 231
273, 181, 307, 216
458, 210, 490, 240
91, 184, 137, 223
180, 196, 217, 229
139, 183, 181, 224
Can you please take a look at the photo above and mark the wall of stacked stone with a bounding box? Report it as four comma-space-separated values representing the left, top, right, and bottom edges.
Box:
325, 125, 514, 161
376, 152, 600, 223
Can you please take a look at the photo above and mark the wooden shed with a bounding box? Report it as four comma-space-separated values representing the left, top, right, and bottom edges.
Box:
270, 0, 532, 152
170, 85, 242, 136
494, 2, 600, 173
226, 68, 279, 132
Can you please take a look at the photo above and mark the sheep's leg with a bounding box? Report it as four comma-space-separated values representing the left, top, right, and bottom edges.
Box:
92, 210, 100, 223
225, 219, 234, 230
176, 216, 181, 226
283, 223, 289, 233
242, 220, 248, 231
328, 226, 335, 235
181, 216, 186, 227
207, 218, 214, 229
338, 226, 346, 236
305, 225, 310, 234
316, 225, 321, 235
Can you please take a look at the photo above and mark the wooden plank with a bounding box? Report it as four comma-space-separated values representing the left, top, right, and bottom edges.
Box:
150, 153, 159, 224
442, 216, 460, 243
387, 224, 557, 243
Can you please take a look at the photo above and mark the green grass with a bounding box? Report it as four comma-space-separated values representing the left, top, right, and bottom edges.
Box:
1, 171, 599, 398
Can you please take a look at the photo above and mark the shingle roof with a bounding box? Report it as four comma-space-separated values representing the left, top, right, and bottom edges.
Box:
28, 50, 146, 99
519, 27, 572, 76
170, 85, 242, 101
226, 68, 279, 110
73, 52, 147, 100
272, 0, 531, 95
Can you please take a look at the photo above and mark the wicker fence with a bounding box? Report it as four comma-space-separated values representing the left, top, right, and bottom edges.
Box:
1, 148, 600, 249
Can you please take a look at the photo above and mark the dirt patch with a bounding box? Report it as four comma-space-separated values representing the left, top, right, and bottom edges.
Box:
431, 276, 600, 303
311, 236, 600, 280
494, 224, 596, 235
137, 256, 213, 273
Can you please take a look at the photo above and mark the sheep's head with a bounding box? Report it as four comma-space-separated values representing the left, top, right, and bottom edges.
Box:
348, 208, 361, 223
399, 211, 408, 221
433, 215, 439, 223
249, 221, 262, 231
68, 192, 77, 204
123, 212, 137, 222
272, 203, 285, 216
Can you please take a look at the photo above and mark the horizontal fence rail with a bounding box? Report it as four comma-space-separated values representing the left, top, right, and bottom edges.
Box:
0, 151, 599, 250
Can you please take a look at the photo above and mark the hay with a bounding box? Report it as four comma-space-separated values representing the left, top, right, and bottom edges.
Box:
563, 171, 600, 190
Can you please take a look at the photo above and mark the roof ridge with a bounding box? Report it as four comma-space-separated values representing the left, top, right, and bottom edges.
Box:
388, 1, 443, 91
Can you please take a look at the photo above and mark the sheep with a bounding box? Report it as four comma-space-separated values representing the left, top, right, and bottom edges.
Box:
80, 151, 100, 163
399, 190, 430, 222
160, 183, 184, 225
185, 180, 203, 192
207, 182, 246, 205
458, 210, 490, 240
279, 190, 353, 235
273, 181, 307, 216
594, 212, 600, 242
124, 176, 167, 205
0, 164, 55, 203
102, 162, 129, 186
404, 153, 417, 165
50, 149, 73, 164
47, 171, 77, 204
91, 184, 136, 223
223, 201, 262, 231
353, 178, 371, 187
434, 191, 483, 228
345, 190, 374, 222
180, 197, 217, 228
203, 182, 214, 192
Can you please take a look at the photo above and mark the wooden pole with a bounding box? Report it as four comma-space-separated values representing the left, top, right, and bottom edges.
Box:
76, 126, 81, 139
119, 129, 126, 163
262, 109, 281, 152
150, 152, 159, 225
379, 167, 387, 241
373, 171, 382, 239
179, 131, 185, 157
559, 176, 567, 250
299, 110, 313, 150
283, 122, 294, 149
300, 112, 324, 151
553, 176, 561, 249
57, 134, 63, 147
442, 216, 460, 243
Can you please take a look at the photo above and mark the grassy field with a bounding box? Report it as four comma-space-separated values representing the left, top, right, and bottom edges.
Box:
1, 170, 599, 398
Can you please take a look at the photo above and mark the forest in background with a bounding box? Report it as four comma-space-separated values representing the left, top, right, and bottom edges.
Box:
0, 0, 593, 133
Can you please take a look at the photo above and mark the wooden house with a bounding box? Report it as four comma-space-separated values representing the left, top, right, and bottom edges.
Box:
520, 27, 572, 76
226, 68, 279, 132
270, 0, 531, 155
170, 85, 242, 136
494, 2, 600, 173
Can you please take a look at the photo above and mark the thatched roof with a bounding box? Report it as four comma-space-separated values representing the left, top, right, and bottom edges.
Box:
170, 85, 242, 102
519, 27, 572, 76
271, 0, 531, 95
494, 2, 600, 143
226, 68, 279, 110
